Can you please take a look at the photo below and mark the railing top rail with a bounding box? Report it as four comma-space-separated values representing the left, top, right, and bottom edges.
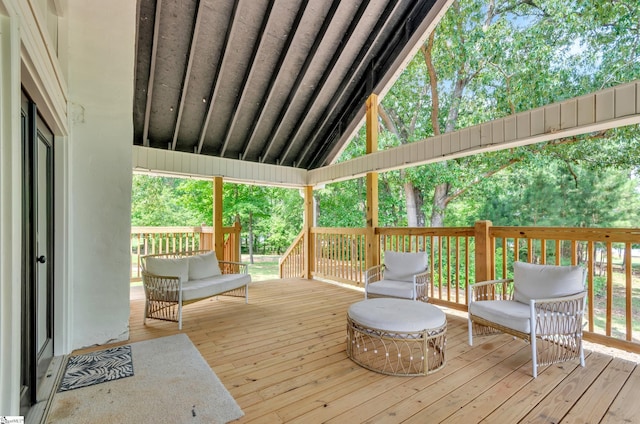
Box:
311, 227, 367, 235
377, 227, 475, 236
490, 226, 640, 243
131, 226, 202, 233
281, 230, 305, 260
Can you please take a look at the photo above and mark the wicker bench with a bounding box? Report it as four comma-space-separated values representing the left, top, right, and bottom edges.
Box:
346, 298, 446, 376
141, 250, 250, 329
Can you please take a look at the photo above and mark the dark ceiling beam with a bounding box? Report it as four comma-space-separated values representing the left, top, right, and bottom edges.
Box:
295, 0, 402, 168
240, 0, 309, 161
279, 0, 372, 166
220, 0, 276, 157
141, 0, 163, 147
196, 0, 241, 155
170, 0, 203, 151
307, 0, 434, 169
259, 0, 341, 164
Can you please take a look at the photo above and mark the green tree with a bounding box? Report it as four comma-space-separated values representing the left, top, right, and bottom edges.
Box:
366, 0, 640, 227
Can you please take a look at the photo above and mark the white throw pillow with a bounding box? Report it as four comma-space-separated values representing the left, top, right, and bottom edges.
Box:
383, 250, 428, 282
188, 251, 222, 280
513, 261, 585, 304
145, 256, 189, 283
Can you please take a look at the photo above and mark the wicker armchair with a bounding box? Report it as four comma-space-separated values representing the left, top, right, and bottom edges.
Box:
364, 251, 429, 301
468, 261, 587, 378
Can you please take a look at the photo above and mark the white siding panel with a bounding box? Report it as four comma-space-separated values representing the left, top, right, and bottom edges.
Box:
183, 153, 194, 173
459, 129, 469, 151
577, 95, 595, 126
491, 121, 503, 145
469, 126, 481, 148
205, 157, 213, 175
596, 88, 615, 122
545, 104, 560, 132
480, 123, 491, 146
433, 135, 442, 157
136, 147, 147, 168
450, 131, 460, 152
516, 112, 530, 139
416, 140, 425, 162
147, 148, 157, 169
615, 83, 636, 117
560, 99, 577, 129
425, 138, 434, 160
441, 133, 451, 155
196, 156, 204, 174
504, 115, 516, 142
531, 108, 545, 135
410, 142, 419, 164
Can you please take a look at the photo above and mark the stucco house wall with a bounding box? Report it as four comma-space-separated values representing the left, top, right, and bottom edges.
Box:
0, 0, 135, 415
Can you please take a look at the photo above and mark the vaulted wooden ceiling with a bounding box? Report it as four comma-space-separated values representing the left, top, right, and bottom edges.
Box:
133, 0, 445, 170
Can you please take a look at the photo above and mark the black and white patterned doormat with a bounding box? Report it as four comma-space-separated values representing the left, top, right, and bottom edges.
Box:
58, 344, 134, 392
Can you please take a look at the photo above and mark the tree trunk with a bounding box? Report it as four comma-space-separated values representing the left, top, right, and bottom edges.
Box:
404, 182, 419, 226
430, 183, 450, 227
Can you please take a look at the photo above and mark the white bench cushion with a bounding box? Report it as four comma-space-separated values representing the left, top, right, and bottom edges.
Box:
348, 298, 445, 333
188, 251, 221, 280
468, 300, 531, 333
145, 256, 189, 283
180, 274, 251, 302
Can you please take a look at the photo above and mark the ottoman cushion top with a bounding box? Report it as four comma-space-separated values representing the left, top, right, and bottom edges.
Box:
348, 298, 445, 333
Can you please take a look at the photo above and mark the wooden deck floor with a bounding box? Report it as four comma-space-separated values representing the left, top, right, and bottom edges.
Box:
125, 278, 640, 423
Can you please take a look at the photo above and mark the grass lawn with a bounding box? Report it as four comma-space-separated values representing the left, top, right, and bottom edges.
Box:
244, 256, 280, 281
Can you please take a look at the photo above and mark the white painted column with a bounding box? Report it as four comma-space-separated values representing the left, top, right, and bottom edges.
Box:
65, 0, 136, 349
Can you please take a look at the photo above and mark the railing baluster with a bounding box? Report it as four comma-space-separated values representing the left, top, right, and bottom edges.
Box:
625, 241, 632, 341
607, 241, 613, 336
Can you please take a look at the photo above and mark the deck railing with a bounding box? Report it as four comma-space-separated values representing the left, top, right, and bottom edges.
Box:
130, 224, 241, 281
280, 222, 640, 353
312, 228, 368, 285
279, 231, 305, 278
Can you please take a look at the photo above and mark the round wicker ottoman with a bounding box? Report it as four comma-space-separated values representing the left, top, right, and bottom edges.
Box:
346, 298, 446, 376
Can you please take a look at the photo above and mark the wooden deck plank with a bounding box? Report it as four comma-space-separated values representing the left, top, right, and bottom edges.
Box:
513, 351, 614, 424
560, 357, 637, 423
116, 279, 640, 423
361, 340, 529, 424
599, 361, 640, 423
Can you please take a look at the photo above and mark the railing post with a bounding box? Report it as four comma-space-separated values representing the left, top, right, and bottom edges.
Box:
303, 185, 313, 279
365, 93, 379, 271
474, 220, 492, 283
213, 176, 224, 260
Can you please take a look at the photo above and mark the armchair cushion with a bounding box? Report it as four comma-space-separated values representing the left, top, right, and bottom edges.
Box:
468, 300, 531, 333
365, 279, 416, 300
144, 256, 189, 283
513, 261, 585, 304
383, 251, 428, 282
188, 251, 222, 280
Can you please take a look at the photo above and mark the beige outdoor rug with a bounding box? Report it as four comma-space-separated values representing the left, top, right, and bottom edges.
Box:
45, 333, 243, 423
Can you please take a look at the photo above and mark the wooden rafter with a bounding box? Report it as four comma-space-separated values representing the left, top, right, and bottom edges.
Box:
141, 0, 163, 147
240, 0, 310, 161
220, 0, 276, 157
259, 0, 341, 164
196, 0, 241, 155
279, 0, 373, 166
170, 0, 203, 151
